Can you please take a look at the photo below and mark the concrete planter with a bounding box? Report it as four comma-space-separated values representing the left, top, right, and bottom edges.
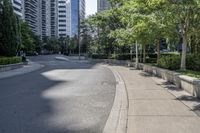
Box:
89, 58, 129, 66
0, 62, 24, 72
179, 75, 200, 98
89, 59, 200, 98
135, 63, 200, 98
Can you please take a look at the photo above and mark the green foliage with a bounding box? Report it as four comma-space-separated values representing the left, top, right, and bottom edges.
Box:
58, 36, 70, 54
0, 0, 21, 56
186, 54, 200, 71
0, 57, 22, 65
91, 54, 108, 59
68, 36, 77, 54
86, 0, 200, 70
157, 54, 200, 71
43, 37, 60, 53
20, 21, 35, 53
177, 70, 200, 79
157, 55, 181, 70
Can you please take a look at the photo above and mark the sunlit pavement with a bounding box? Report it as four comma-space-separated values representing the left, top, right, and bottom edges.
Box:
0, 55, 116, 133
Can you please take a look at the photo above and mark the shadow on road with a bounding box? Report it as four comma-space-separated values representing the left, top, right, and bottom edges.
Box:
0, 56, 115, 133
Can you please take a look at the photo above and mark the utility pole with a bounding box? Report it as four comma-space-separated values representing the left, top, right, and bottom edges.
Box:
135, 41, 139, 69
78, 0, 81, 60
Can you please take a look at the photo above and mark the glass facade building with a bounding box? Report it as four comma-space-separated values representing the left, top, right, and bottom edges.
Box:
70, 0, 78, 37
70, 0, 85, 37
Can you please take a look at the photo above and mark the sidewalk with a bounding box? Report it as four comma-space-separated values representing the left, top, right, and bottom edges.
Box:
0, 62, 44, 79
111, 65, 200, 133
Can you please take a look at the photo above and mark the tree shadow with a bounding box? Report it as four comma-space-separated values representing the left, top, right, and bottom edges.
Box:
175, 95, 200, 117
139, 72, 153, 77
0, 58, 115, 133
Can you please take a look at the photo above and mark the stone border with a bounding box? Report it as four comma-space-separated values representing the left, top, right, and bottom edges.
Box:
0, 62, 25, 72
134, 63, 200, 98
103, 65, 128, 133
88, 58, 129, 66
89, 58, 200, 98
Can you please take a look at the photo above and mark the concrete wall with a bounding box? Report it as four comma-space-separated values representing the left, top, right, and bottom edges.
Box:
135, 63, 200, 98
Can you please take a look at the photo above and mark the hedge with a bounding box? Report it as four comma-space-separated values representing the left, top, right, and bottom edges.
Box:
91, 54, 109, 59
157, 54, 200, 71
91, 53, 177, 61
0, 57, 22, 65
157, 55, 181, 70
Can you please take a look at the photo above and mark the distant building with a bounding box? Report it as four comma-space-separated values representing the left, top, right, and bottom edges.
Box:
97, 0, 110, 12
70, 0, 85, 37
58, 0, 71, 37
79, 0, 85, 21
11, 0, 85, 38
41, 0, 47, 38
24, 0, 39, 34
50, 0, 58, 37
11, 0, 23, 18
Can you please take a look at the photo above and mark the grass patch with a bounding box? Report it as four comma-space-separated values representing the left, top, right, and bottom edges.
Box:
0, 57, 22, 65
177, 70, 200, 79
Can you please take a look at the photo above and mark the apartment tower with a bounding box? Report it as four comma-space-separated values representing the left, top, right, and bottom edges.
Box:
97, 0, 110, 12
11, 0, 23, 19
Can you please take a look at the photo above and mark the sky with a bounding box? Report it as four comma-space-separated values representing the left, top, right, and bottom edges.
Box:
85, 0, 97, 17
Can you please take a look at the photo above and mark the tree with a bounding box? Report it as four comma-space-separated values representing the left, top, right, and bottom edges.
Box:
44, 37, 60, 53
20, 21, 35, 53
58, 36, 70, 54
0, 0, 21, 56
33, 35, 42, 54
167, 0, 200, 70
69, 36, 77, 54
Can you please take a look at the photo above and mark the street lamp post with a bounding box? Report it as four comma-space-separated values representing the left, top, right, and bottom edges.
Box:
135, 41, 139, 69
78, 0, 81, 60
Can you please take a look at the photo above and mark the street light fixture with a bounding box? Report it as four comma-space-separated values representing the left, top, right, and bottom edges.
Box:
78, 0, 81, 60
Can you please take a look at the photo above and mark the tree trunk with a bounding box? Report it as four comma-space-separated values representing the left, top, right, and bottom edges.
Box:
181, 34, 187, 70
143, 44, 146, 63
157, 40, 160, 63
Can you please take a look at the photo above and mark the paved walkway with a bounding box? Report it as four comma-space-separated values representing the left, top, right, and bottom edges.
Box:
111, 66, 200, 133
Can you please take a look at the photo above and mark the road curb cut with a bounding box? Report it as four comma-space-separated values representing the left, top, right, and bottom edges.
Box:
103, 65, 128, 133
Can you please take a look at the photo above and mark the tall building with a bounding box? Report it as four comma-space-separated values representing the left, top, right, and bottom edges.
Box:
41, 0, 46, 38
24, 0, 39, 34
97, 0, 110, 12
50, 0, 58, 37
11, 0, 85, 38
70, 0, 85, 37
11, 0, 23, 18
58, 0, 70, 37
79, 0, 85, 21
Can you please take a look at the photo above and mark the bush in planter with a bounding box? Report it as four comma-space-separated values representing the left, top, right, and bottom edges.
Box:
91, 54, 108, 59
157, 55, 181, 70
0, 57, 22, 65
186, 54, 200, 71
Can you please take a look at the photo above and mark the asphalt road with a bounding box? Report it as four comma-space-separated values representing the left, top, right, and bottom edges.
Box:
0, 55, 116, 133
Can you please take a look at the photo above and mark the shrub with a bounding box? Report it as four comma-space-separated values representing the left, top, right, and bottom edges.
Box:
0, 57, 22, 65
157, 55, 181, 70
91, 54, 108, 59
186, 54, 200, 71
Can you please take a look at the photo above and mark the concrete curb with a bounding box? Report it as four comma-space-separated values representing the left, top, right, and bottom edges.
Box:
103, 65, 128, 133
0, 61, 44, 79
0, 62, 24, 72
55, 56, 69, 61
